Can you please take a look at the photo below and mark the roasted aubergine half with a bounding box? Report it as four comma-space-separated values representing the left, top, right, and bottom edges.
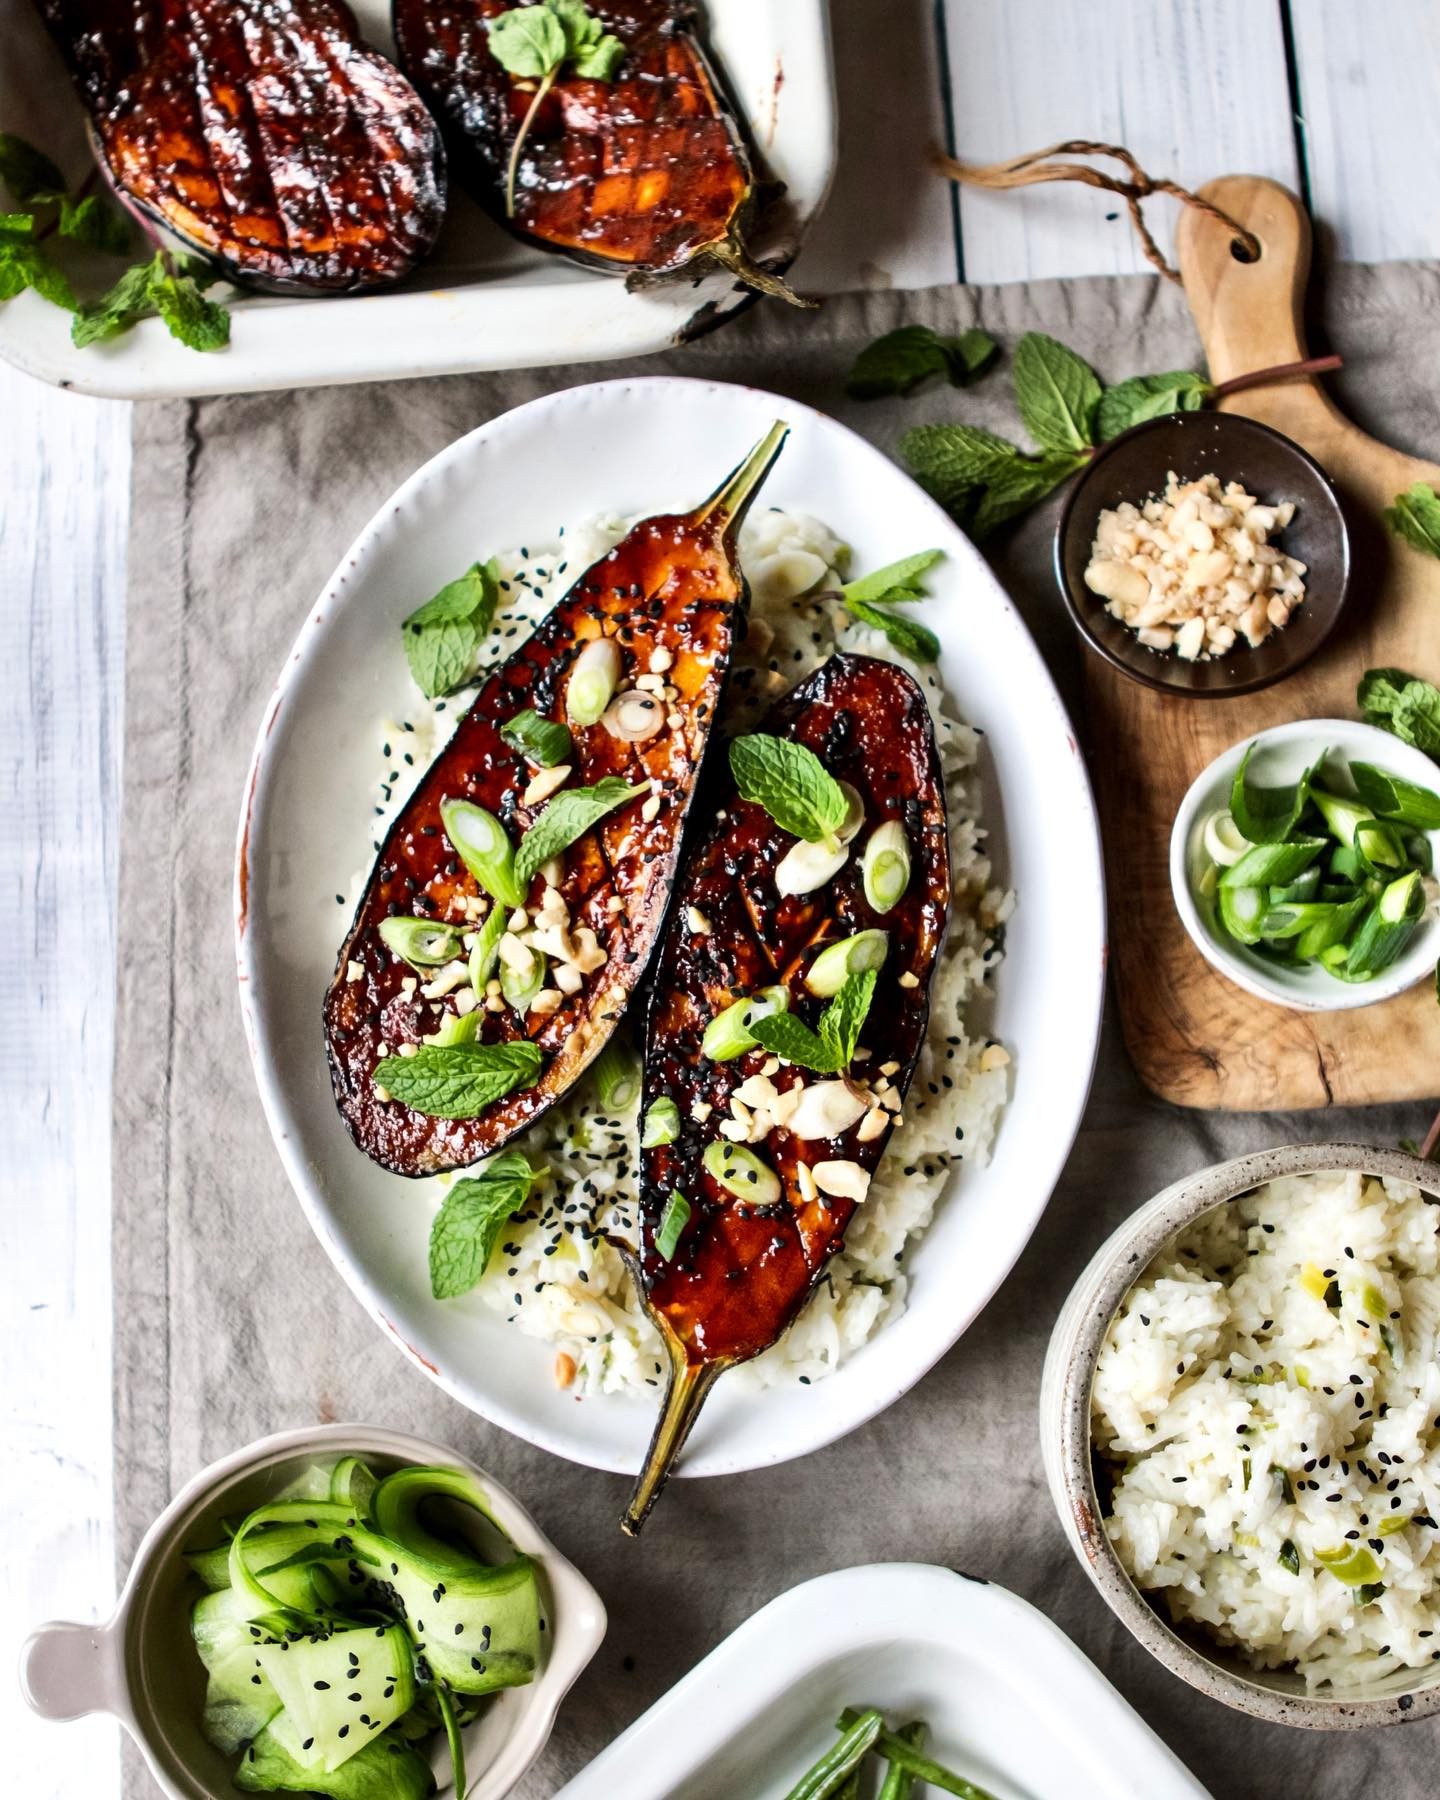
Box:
36, 0, 446, 292
621, 652, 951, 1532
392, 0, 804, 300
323, 421, 788, 1178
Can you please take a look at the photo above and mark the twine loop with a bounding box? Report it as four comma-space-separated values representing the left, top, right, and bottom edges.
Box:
934, 140, 1262, 285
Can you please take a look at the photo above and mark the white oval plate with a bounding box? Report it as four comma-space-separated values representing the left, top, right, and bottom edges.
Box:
236, 375, 1105, 1479
0, 0, 833, 398
551, 1563, 1210, 1800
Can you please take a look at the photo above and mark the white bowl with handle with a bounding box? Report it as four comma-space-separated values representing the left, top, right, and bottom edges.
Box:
18, 1423, 605, 1799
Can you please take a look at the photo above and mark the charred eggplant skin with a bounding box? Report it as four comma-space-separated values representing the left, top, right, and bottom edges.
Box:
622, 653, 950, 1531
36, 0, 446, 293
323, 424, 787, 1179
392, 0, 755, 279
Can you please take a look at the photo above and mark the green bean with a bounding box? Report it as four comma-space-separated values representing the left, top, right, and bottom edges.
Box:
878, 1719, 928, 1800
782, 1709, 883, 1800
836, 1710, 999, 1800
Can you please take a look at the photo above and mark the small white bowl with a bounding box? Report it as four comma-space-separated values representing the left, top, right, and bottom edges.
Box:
1041, 1143, 1440, 1728
1170, 717, 1440, 1011
18, 1424, 605, 1799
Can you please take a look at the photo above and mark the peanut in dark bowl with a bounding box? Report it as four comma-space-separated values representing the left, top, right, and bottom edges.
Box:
1054, 410, 1351, 698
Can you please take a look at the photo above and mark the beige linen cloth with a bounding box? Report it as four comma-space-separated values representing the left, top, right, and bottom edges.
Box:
117, 264, 1440, 1798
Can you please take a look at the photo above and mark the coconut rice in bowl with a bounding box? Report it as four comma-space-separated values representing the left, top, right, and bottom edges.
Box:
1041, 1143, 1440, 1727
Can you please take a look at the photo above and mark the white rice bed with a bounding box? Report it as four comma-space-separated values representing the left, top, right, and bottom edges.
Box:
359, 508, 1012, 1399
1093, 1170, 1440, 1688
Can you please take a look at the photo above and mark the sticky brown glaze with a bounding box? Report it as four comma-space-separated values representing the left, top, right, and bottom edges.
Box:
392, 0, 754, 278
36, 0, 445, 292
323, 424, 786, 1178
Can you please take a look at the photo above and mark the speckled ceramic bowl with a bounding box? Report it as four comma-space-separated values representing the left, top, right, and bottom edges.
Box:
19, 1424, 606, 1798
1041, 1143, 1440, 1728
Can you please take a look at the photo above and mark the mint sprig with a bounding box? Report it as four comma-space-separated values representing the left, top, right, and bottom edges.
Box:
429, 1150, 537, 1298
1384, 483, 1440, 561
750, 969, 877, 1074
728, 734, 847, 844
375, 1040, 543, 1118
487, 1, 626, 217
401, 559, 500, 698
71, 249, 229, 352
1359, 667, 1440, 759
845, 324, 997, 399
836, 548, 945, 662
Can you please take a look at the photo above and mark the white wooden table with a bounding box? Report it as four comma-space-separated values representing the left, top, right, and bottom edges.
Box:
4, 3, 1437, 1792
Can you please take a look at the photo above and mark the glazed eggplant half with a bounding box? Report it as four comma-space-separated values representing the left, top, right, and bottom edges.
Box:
393, 0, 803, 300
35, 0, 446, 292
323, 421, 788, 1178
622, 652, 951, 1533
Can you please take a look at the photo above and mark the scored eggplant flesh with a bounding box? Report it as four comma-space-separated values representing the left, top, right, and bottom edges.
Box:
622, 652, 951, 1532
323, 421, 788, 1178
35, 0, 446, 293
392, 0, 797, 297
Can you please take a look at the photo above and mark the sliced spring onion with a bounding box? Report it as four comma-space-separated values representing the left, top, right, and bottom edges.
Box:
1278, 1538, 1301, 1575
641, 1096, 681, 1148
1220, 837, 1325, 890
805, 930, 889, 997
424, 1010, 480, 1047
701, 985, 790, 1060
1295, 896, 1368, 960
1342, 870, 1425, 979
1316, 1544, 1383, 1586
566, 636, 622, 726
377, 916, 465, 968
702, 1140, 782, 1206
1349, 761, 1440, 829
1379, 1514, 1411, 1536
468, 903, 507, 991
1270, 865, 1322, 904
440, 797, 525, 909
1217, 884, 1265, 945
776, 835, 851, 898
862, 820, 912, 912
654, 1190, 690, 1261
1202, 808, 1251, 867
592, 1039, 641, 1112
499, 941, 545, 1013
501, 708, 572, 767
1310, 786, 1376, 850
1354, 817, 1405, 875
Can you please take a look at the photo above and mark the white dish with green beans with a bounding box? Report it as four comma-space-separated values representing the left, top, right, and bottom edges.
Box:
1171, 720, 1440, 1012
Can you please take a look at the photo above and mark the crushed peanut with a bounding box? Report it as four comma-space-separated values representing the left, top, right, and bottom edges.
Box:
554, 1351, 576, 1388
1085, 472, 1305, 658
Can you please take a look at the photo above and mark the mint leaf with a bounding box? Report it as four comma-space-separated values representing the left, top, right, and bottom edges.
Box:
487, 5, 568, 77
571, 33, 625, 78
845, 325, 997, 399
429, 1151, 536, 1298
0, 133, 64, 207
841, 548, 943, 606
402, 559, 500, 698
844, 597, 940, 662
654, 1190, 690, 1261
514, 775, 648, 884
149, 259, 229, 349
57, 192, 131, 255
1012, 331, 1102, 452
0, 212, 33, 237
818, 969, 877, 1068
749, 1008, 835, 1072
969, 451, 1082, 538
1360, 666, 1440, 758
1384, 483, 1440, 560
1097, 370, 1212, 441
70, 258, 154, 345
376, 1041, 543, 1118
0, 236, 75, 310
729, 734, 847, 843
900, 423, 1018, 507
501, 708, 572, 766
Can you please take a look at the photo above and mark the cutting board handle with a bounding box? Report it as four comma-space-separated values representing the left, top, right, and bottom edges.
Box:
1178, 176, 1311, 385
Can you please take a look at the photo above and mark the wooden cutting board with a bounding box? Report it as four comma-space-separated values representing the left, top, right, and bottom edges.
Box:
1088, 176, 1440, 1110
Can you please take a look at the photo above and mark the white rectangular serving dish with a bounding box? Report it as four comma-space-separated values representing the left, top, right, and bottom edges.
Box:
0, 0, 835, 399
553, 1564, 1213, 1800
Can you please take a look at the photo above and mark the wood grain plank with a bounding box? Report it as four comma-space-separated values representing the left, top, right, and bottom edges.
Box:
940, 0, 1301, 285
1290, 0, 1440, 263
0, 362, 128, 1795
793, 0, 958, 292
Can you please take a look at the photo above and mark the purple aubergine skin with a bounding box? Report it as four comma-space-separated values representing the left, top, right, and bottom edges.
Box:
621, 651, 951, 1533
35, 0, 446, 293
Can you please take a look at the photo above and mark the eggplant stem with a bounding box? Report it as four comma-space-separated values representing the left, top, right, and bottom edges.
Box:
695, 419, 790, 533
621, 1343, 726, 1535
705, 233, 817, 308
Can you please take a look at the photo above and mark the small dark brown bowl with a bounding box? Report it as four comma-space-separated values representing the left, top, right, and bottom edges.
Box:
1054, 411, 1351, 697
